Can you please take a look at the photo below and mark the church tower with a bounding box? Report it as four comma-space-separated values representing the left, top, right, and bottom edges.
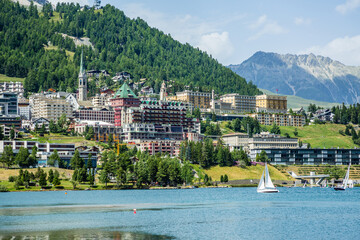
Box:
78, 50, 87, 101
160, 81, 166, 101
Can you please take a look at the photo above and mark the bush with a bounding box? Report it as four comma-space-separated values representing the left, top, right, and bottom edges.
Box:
8, 176, 17, 182
14, 181, 20, 190
0, 185, 9, 192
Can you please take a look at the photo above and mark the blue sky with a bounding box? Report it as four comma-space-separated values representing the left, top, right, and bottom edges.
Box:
50, 0, 360, 66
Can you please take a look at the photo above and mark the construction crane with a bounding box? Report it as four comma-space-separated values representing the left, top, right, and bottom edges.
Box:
93, 0, 101, 9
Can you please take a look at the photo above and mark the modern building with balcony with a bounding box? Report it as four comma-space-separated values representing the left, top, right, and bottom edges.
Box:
0, 140, 98, 167
250, 148, 360, 165
74, 109, 115, 124
222, 132, 298, 153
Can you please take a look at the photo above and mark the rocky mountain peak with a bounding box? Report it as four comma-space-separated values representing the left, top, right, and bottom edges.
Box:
229, 52, 360, 104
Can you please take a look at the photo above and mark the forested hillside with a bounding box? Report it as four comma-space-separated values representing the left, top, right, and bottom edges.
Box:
0, 0, 260, 96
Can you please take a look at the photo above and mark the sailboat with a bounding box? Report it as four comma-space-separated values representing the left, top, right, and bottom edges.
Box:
257, 163, 279, 193
334, 163, 351, 191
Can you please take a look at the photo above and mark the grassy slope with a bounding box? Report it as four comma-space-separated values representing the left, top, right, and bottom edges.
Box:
260, 88, 340, 109
219, 121, 235, 134
263, 123, 356, 149
202, 164, 291, 181
220, 122, 356, 149
21, 133, 97, 147
0, 167, 73, 181
44, 45, 75, 61
0, 74, 25, 83
221, 122, 356, 149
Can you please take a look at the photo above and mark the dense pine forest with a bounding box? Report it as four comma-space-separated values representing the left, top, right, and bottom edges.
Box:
0, 0, 260, 96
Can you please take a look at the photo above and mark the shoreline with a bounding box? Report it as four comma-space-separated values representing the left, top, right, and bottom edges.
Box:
1, 184, 242, 192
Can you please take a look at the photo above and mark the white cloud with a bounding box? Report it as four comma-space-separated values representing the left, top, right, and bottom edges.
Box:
249, 15, 267, 29
248, 15, 285, 41
301, 35, 360, 66
294, 17, 311, 25
122, 3, 214, 44
336, 0, 360, 14
197, 32, 234, 61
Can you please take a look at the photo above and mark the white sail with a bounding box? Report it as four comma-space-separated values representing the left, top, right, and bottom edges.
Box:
257, 171, 265, 190
264, 163, 275, 189
343, 163, 351, 189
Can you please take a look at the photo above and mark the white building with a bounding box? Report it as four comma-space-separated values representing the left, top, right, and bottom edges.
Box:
222, 132, 298, 153
0, 82, 24, 97
220, 93, 256, 113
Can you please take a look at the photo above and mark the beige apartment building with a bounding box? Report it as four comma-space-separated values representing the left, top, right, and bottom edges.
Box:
170, 90, 211, 109
31, 96, 73, 121
220, 93, 256, 113
256, 94, 287, 113
250, 113, 305, 127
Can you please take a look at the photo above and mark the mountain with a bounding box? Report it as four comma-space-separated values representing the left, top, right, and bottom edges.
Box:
229, 51, 360, 104
0, 0, 260, 97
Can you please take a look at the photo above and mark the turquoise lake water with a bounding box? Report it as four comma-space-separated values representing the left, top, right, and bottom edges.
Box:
1, 187, 360, 239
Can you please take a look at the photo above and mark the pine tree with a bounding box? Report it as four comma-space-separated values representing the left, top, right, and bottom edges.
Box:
52, 175, 61, 186
351, 128, 358, 141
48, 169, 54, 183
39, 172, 47, 187
217, 147, 226, 167
223, 174, 228, 183
270, 123, 281, 134
88, 174, 94, 186
1, 146, 14, 169
48, 150, 60, 167
15, 147, 30, 168
181, 161, 193, 185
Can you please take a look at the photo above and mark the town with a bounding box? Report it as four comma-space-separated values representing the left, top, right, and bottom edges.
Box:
1, 49, 359, 192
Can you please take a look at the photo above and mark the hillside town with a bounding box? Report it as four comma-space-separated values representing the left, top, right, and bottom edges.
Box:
2, 51, 360, 170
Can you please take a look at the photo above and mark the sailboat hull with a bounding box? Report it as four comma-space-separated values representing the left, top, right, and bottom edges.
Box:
334, 162, 351, 191
257, 188, 279, 193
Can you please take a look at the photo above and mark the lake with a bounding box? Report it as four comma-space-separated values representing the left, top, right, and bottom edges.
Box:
1, 187, 360, 239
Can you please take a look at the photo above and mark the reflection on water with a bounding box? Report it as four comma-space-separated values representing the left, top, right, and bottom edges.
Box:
0, 202, 215, 217
0, 229, 173, 240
